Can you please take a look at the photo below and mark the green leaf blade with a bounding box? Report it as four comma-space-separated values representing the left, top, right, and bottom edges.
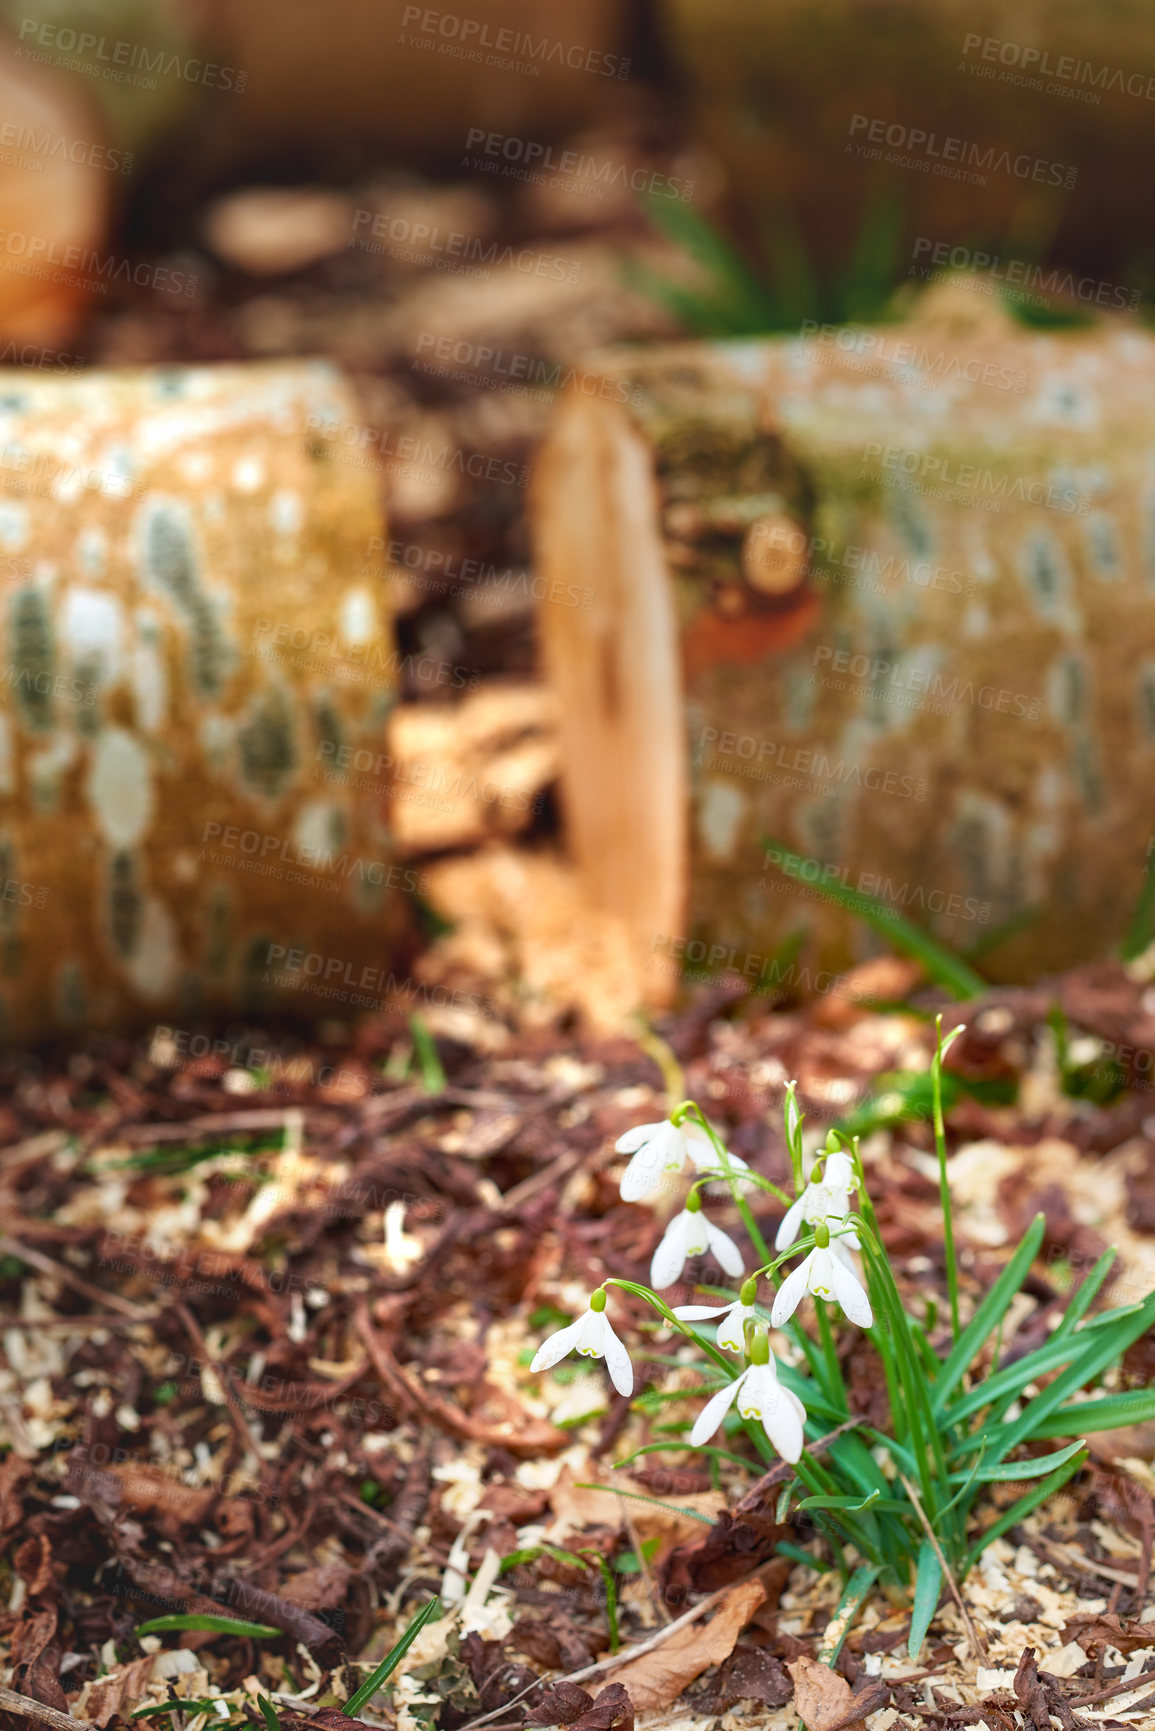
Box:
760, 837, 987, 999
934, 1216, 1047, 1417
1026, 1388, 1155, 1438
950, 1438, 1086, 1483
342, 1596, 442, 1717
134, 1616, 283, 1638
908, 1541, 943, 1662
964, 1451, 1088, 1574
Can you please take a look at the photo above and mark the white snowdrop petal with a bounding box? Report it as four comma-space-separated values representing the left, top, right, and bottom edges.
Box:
577, 1309, 608, 1356
672, 1303, 731, 1321
684, 1210, 712, 1258
764, 1387, 805, 1464
830, 1237, 858, 1271
690, 1372, 744, 1446
774, 1195, 807, 1252
530, 1317, 584, 1373
706, 1221, 745, 1279
770, 1258, 811, 1328
737, 1362, 778, 1418
651, 1214, 690, 1289
784, 1388, 808, 1425
619, 1122, 686, 1200
615, 1120, 665, 1154
601, 1319, 634, 1397
829, 1252, 874, 1327
807, 1247, 838, 1303
715, 1303, 750, 1354
824, 1151, 855, 1189
681, 1122, 716, 1163
620, 1150, 666, 1202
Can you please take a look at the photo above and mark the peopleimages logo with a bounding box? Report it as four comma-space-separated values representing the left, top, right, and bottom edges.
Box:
861, 441, 1089, 516
400, 7, 630, 79
847, 114, 1077, 189
463, 129, 693, 201
697, 727, 928, 802
0, 123, 133, 175
351, 209, 581, 282
961, 34, 1155, 103
910, 238, 1142, 311
0, 228, 197, 296
798, 320, 1028, 394
364, 537, 594, 611
412, 331, 645, 407
15, 18, 246, 91
750, 522, 976, 599
760, 848, 992, 924
812, 643, 1042, 719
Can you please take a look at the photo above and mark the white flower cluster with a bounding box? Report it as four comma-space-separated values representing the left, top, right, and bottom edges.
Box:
529, 1101, 874, 1466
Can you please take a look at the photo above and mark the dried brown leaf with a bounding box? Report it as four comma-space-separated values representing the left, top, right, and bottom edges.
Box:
278, 1562, 352, 1612
713, 1646, 793, 1710
526, 1680, 594, 1724
1013, 1648, 1053, 1731
608, 1577, 765, 1712
547, 1465, 723, 1547
109, 1463, 215, 1525
786, 1656, 866, 1731
72, 1657, 155, 1728
568, 1683, 633, 1731
1063, 1610, 1155, 1652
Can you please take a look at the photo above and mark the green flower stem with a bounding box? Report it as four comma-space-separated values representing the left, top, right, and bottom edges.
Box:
605, 1278, 735, 1377
854, 1211, 942, 1534
932, 1016, 963, 1342
741, 1416, 778, 1465
578, 1549, 620, 1652
793, 1452, 882, 1567
815, 1300, 848, 1416
676, 1101, 775, 1265
752, 1237, 833, 1394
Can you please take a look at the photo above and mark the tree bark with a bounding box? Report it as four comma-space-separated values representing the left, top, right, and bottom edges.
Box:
0, 359, 404, 1043
531, 292, 1155, 1001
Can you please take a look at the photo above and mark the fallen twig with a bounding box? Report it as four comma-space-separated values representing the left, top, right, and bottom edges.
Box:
455, 1559, 784, 1731
0, 1234, 152, 1321
899, 1473, 989, 1666
354, 1301, 569, 1458
734, 1418, 861, 1512
0, 1686, 95, 1731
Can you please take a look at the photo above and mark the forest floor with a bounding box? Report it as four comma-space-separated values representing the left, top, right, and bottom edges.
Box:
4, 956, 1155, 1731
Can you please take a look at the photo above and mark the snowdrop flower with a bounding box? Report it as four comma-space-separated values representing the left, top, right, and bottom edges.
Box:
784, 1079, 802, 1145
651, 1193, 744, 1290
770, 1224, 873, 1328
529, 1287, 633, 1395
690, 1329, 806, 1462
775, 1148, 860, 1253
615, 1116, 749, 1202
674, 1276, 759, 1353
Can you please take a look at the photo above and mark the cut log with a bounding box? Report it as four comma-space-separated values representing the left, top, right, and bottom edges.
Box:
531, 386, 686, 972
531, 288, 1155, 1002
0, 360, 403, 1044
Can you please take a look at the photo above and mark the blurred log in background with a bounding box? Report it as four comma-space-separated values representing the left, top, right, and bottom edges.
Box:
533, 285, 1155, 999
0, 361, 404, 1044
